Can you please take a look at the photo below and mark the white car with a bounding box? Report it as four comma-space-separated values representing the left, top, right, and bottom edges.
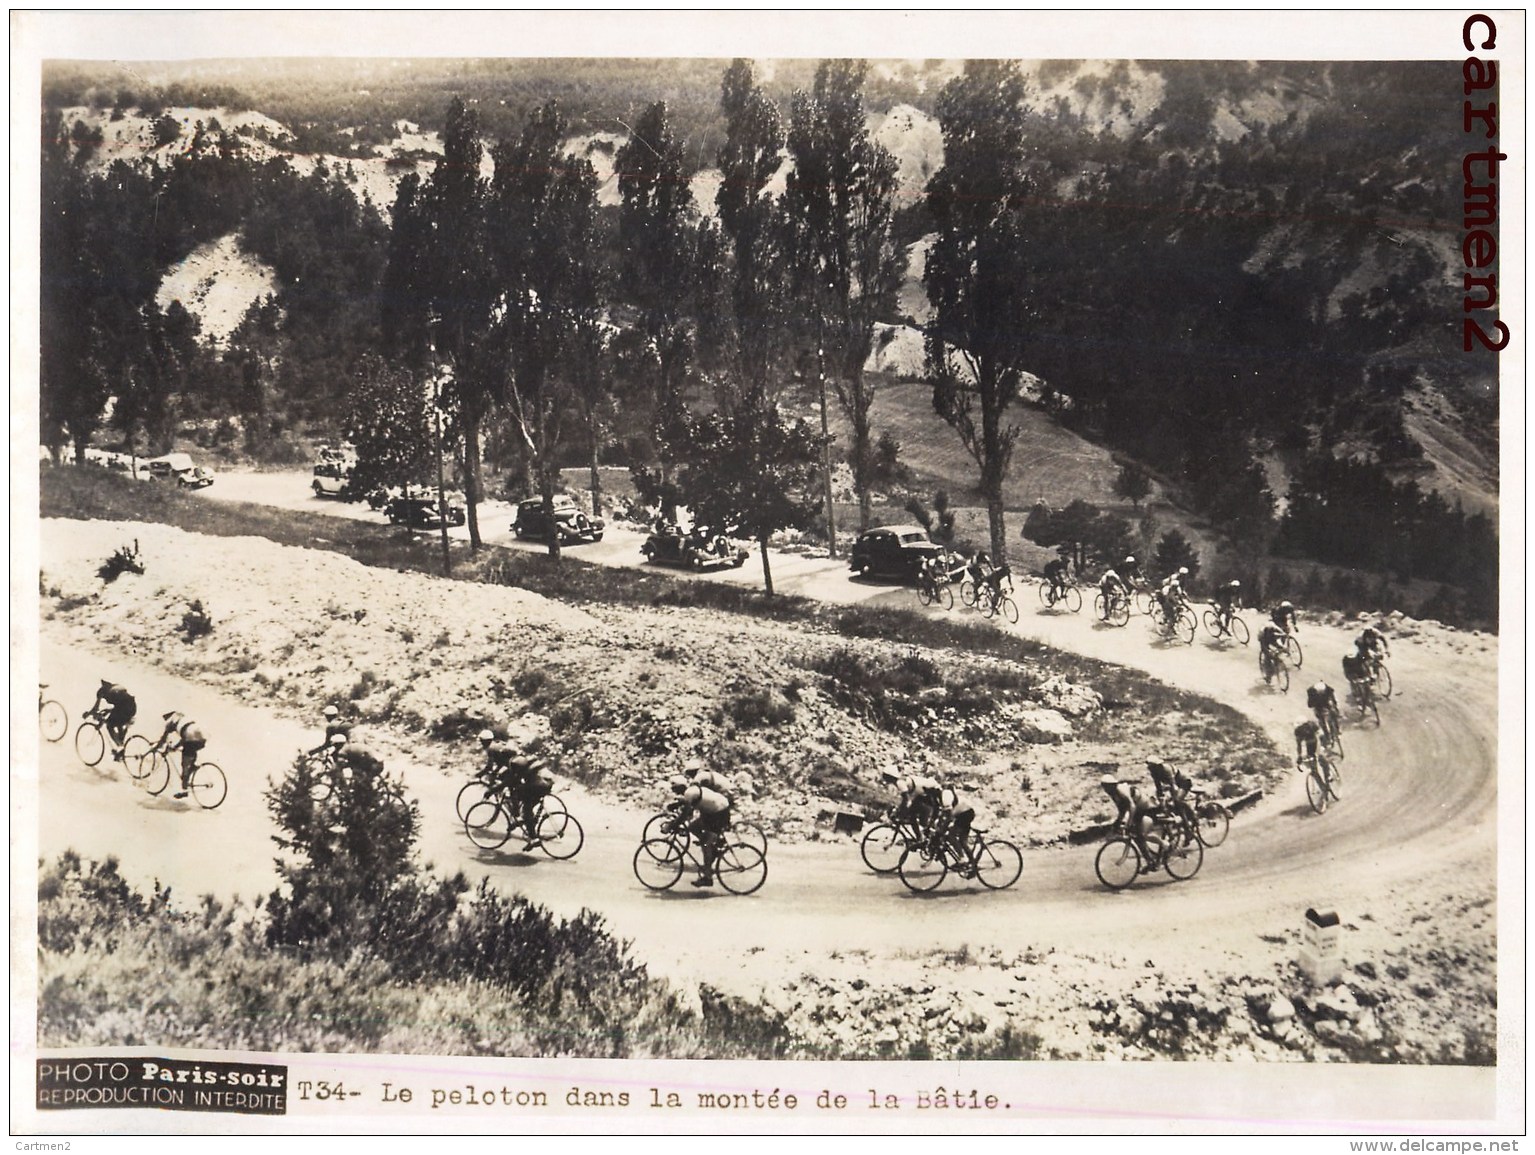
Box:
142, 453, 215, 489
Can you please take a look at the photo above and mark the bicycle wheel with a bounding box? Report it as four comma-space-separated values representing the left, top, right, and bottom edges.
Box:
74, 721, 105, 767
1038, 582, 1055, 610
731, 819, 768, 857
189, 762, 227, 809
643, 812, 678, 844
1230, 615, 1250, 646
1283, 634, 1304, 669
1374, 663, 1392, 699
1202, 609, 1224, 640
1094, 838, 1141, 890
979, 590, 997, 620
860, 824, 907, 874
1163, 831, 1204, 880
1358, 688, 1379, 726
959, 580, 977, 608
1276, 663, 1290, 693
975, 839, 1023, 890
918, 581, 936, 607
456, 780, 493, 822
123, 735, 152, 780
465, 800, 514, 850
1064, 585, 1082, 614
536, 811, 584, 860
937, 583, 954, 611
898, 849, 949, 893
142, 750, 172, 797
1108, 598, 1130, 627
39, 700, 67, 743
1132, 588, 1154, 617
1195, 801, 1231, 848
1320, 755, 1341, 796
633, 839, 684, 891
1174, 608, 1196, 645
717, 842, 767, 895
542, 792, 568, 818
998, 595, 1019, 625
1306, 768, 1330, 814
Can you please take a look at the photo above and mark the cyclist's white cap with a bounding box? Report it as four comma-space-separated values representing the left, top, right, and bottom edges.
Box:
323, 705, 339, 719
329, 733, 347, 747
477, 729, 495, 743
1281, 600, 1293, 609
1123, 555, 1135, 564
1177, 567, 1189, 576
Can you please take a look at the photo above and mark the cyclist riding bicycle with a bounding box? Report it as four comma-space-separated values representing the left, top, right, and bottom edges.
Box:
1121, 555, 1144, 585
1156, 568, 1190, 623
1305, 680, 1340, 743
685, 758, 737, 805
332, 734, 384, 781
681, 781, 732, 887
90, 679, 137, 760
1258, 624, 1287, 681
307, 704, 351, 758
478, 730, 553, 850
978, 562, 1013, 601
1355, 626, 1391, 673
1146, 758, 1197, 828
158, 711, 207, 799
1212, 579, 1242, 626
1272, 600, 1300, 636
1341, 652, 1371, 705
935, 785, 978, 872
1294, 718, 1323, 770
1098, 567, 1128, 620
1042, 556, 1071, 600
1100, 773, 1164, 865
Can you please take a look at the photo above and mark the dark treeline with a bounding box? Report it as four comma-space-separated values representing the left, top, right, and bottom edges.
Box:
39, 57, 1499, 622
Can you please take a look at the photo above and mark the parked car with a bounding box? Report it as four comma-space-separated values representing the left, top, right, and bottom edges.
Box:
643, 527, 749, 570
385, 492, 466, 529
142, 453, 215, 489
512, 495, 605, 544
312, 461, 355, 499
849, 525, 942, 581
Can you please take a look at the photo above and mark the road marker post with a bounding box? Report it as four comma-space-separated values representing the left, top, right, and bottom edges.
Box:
1299, 907, 1343, 985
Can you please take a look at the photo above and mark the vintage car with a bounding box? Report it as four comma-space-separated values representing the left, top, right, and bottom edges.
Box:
142, 453, 215, 489
642, 527, 749, 570
849, 525, 942, 581
312, 460, 356, 499
384, 491, 466, 530
512, 494, 605, 544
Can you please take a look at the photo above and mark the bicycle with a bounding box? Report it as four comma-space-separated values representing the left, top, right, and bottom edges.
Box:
1302, 751, 1342, 814
1094, 812, 1204, 890
1366, 654, 1393, 700
1093, 589, 1131, 628
457, 774, 567, 824
1348, 678, 1380, 726
1127, 578, 1156, 618
1201, 605, 1250, 646
859, 812, 932, 874
1187, 789, 1231, 848
141, 744, 227, 809
73, 707, 148, 770
632, 828, 767, 895
464, 793, 584, 859
1317, 707, 1345, 760
1279, 628, 1304, 669
39, 686, 67, 743
916, 569, 954, 611
1037, 578, 1083, 614
642, 807, 768, 857
1260, 647, 1291, 693
976, 572, 1019, 624
895, 828, 1023, 893
1149, 599, 1197, 645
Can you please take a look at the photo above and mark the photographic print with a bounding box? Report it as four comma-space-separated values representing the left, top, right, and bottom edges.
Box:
13, 10, 1522, 1138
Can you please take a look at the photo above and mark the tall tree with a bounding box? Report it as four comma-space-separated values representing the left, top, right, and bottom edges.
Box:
487, 101, 602, 558
784, 60, 906, 536
615, 101, 698, 483
923, 61, 1038, 564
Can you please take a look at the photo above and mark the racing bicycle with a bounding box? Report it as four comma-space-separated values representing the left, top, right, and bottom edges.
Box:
1302, 751, 1342, 814
1037, 578, 1083, 614
1093, 590, 1131, 628
1094, 813, 1204, 890
632, 829, 768, 896
894, 828, 1023, 894
464, 793, 584, 859
140, 745, 228, 809
39, 686, 67, 743
1201, 605, 1250, 646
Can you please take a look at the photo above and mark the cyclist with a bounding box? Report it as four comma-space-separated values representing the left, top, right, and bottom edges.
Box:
478, 730, 552, 849
89, 679, 137, 761
888, 769, 943, 840
158, 711, 207, 799
681, 780, 732, 887
1100, 773, 1164, 865
1121, 555, 1144, 586
1097, 566, 1129, 621
1042, 555, 1071, 601
307, 705, 350, 758
1156, 568, 1189, 626
1146, 758, 1197, 828
1294, 718, 1323, 772
936, 785, 978, 873
1212, 579, 1242, 630
1341, 651, 1372, 710
333, 734, 385, 782
1356, 625, 1391, 676
1306, 679, 1341, 744
685, 758, 736, 803
1257, 623, 1287, 684
1272, 600, 1300, 637
978, 561, 1013, 605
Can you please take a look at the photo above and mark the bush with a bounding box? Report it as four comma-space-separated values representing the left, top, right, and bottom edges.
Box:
180, 599, 214, 642
724, 689, 794, 730
98, 539, 145, 583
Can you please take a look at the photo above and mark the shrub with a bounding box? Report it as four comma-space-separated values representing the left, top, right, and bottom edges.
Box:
98, 540, 144, 583
180, 599, 214, 642
431, 708, 490, 743
724, 689, 794, 730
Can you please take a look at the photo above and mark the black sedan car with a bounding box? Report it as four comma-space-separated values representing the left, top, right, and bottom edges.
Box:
384, 493, 466, 530
849, 525, 942, 581
512, 495, 605, 544
642, 528, 749, 570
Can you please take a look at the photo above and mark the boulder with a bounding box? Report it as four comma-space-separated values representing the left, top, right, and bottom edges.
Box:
1015, 708, 1074, 745
1038, 676, 1103, 718
1266, 994, 1296, 1023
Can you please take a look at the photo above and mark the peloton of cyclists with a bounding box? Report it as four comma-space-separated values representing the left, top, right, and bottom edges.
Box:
89, 679, 137, 761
